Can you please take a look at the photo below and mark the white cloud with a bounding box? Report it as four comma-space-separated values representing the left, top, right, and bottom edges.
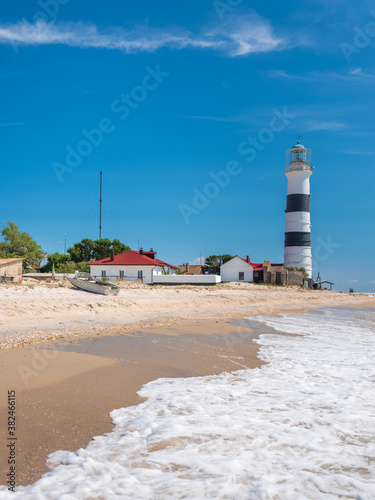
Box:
0, 16, 286, 57
190, 257, 205, 265
304, 120, 348, 132
209, 15, 284, 56
265, 69, 375, 83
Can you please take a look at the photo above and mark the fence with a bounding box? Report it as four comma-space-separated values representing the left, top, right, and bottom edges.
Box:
153, 275, 221, 285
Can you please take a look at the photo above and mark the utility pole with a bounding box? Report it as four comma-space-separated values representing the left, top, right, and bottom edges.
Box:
99, 171, 102, 240
64, 233, 67, 278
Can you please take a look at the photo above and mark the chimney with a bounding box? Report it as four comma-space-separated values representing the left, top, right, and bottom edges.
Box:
147, 248, 156, 260
185, 263, 189, 272
139, 247, 144, 255
246, 255, 250, 263
110, 250, 115, 261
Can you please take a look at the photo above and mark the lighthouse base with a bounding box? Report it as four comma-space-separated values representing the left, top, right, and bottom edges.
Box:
284, 246, 312, 278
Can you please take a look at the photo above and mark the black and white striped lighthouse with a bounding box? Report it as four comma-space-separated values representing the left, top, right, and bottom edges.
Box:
284, 138, 313, 278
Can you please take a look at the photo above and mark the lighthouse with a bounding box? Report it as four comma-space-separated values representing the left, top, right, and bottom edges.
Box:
284, 138, 313, 278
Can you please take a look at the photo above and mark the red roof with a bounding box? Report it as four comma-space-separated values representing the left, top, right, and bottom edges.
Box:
237, 256, 263, 270
90, 250, 178, 269
154, 258, 179, 269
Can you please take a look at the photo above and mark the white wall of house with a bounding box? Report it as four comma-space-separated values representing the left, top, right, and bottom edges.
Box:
220, 257, 254, 282
90, 265, 163, 284
153, 275, 221, 285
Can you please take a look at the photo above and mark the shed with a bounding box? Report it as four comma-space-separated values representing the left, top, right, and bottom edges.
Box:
177, 264, 204, 275
0, 258, 24, 283
314, 280, 334, 291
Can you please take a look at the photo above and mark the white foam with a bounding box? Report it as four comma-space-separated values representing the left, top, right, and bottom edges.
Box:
1, 307, 375, 499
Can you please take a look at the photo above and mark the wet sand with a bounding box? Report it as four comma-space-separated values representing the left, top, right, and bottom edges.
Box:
0, 318, 266, 487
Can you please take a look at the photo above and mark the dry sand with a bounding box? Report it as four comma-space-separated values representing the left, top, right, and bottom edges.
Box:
0, 280, 373, 348
0, 282, 373, 487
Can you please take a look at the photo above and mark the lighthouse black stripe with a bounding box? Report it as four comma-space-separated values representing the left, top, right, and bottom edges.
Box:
284, 232, 311, 247
286, 194, 310, 213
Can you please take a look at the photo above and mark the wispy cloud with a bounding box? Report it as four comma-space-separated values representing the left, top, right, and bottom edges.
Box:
0, 16, 286, 57
305, 120, 348, 131
175, 115, 239, 122
265, 68, 375, 83
342, 150, 375, 155
0, 122, 26, 126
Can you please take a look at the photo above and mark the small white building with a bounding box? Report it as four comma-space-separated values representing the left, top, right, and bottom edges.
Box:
220, 256, 262, 283
89, 248, 177, 284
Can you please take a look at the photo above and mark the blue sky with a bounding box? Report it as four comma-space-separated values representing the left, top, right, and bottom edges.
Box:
1, 0, 374, 291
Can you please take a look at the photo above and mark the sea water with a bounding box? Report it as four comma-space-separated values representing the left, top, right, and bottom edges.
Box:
1, 307, 374, 499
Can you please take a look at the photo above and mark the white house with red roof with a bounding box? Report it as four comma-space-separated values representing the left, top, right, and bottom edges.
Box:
220, 256, 263, 283
89, 248, 178, 284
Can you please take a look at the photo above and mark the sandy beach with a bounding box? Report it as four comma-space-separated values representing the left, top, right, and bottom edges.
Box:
0, 280, 373, 349
0, 282, 374, 488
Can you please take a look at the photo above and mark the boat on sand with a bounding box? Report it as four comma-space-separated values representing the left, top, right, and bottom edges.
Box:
67, 272, 119, 296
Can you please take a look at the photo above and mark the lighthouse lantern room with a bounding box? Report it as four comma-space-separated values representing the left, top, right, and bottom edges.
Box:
284, 138, 313, 278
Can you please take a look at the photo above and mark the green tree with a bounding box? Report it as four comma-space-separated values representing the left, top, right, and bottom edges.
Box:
68, 237, 131, 262
92, 238, 113, 260
111, 239, 131, 255
41, 253, 90, 274
40, 252, 71, 273
67, 238, 95, 263
203, 254, 233, 275
0, 221, 46, 270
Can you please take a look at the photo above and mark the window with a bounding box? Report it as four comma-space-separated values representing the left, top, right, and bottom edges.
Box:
138, 270, 143, 279
119, 270, 124, 279
239, 272, 244, 281
101, 270, 106, 278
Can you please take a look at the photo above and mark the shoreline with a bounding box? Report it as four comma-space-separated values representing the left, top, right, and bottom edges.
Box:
0, 283, 374, 488
0, 315, 269, 487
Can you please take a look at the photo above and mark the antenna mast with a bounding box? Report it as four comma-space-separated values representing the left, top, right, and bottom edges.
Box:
99, 171, 102, 239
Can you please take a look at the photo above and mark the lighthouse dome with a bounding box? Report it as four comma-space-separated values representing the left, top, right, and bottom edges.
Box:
291, 139, 305, 150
